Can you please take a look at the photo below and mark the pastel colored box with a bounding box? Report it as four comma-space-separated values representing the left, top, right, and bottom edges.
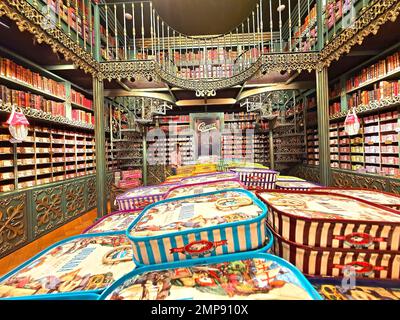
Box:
0, 233, 136, 299
116, 183, 180, 210
98, 252, 322, 300
272, 228, 400, 280
275, 180, 321, 191
180, 172, 240, 185
126, 189, 268, 265
83, 209, 142, 234
257, 190, 400, 251
165, 179, 245, 199
230, 168, 279, 190
312, 188, 400, 211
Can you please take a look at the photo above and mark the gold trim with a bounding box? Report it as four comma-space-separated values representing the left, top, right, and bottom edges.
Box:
320, 0, 400, 68
0, 0, 100, 76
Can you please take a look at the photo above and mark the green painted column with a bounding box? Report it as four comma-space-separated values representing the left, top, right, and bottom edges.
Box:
93, 2, 101, 62
93, 76, 107, 217
142, 126, 148, 186
317, 0, 324, 51
316, 67, 332, 186
269, 127, 275, 170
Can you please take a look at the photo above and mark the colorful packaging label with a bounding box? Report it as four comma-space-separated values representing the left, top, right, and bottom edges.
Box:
118, 185, 174, 199
166, 180, 243, 199
131, 191, 263, 237
315, 189, 400, 206
104, 258, 314, 300
181, 173, 239, 185
0, 235, 136, 298
276, 181, 319, 189
85, 211, 141, 234
259, 192, 400, 221
314, 283, 400, 300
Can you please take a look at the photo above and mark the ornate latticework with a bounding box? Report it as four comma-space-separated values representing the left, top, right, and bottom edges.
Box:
0, 193, 28, 258
0, 102, 94, 130
33, 186, 63, 237
287, 164, 321, 184
319, 0, 400, 68
330, 96, 400, 120
0, 0, 100, 75
261, 52, 320, 74
65, 180, 85, 219
332, 169, 389, 191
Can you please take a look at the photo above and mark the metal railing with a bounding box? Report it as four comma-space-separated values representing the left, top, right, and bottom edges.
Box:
96, 0, 319, 81
27, 0, 96, 55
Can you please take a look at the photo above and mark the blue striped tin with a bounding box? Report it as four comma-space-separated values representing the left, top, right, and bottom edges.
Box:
126, 189, 268, 265
0, 233, 136, 300
98, 251, 323, 300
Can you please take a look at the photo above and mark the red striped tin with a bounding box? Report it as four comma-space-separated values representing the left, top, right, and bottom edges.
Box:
271, 228, 400, 280
257, 190, 400, 251
312, 188, 400, 211
230, 168, 279, 190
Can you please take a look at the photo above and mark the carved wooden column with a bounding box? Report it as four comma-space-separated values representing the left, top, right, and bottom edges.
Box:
93, 76, 107, 217
316, 67, 332, 186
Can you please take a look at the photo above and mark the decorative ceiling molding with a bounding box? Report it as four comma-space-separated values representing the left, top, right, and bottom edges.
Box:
261, 52, 320, 74
100, 53, 320, 91
319, 0, 400, 68
0, 0, 100, 76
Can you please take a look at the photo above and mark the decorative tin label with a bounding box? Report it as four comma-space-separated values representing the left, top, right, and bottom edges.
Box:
259, 192, 400, 221
0, 235, 135, 298
104, 257, 315, 300
132, 191, 262, 237
334, 261, 386, 276
334, 233, 385, 249
170, 240, 228, 256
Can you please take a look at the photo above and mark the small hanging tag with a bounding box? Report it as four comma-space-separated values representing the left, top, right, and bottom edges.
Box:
6, 105, 30, 143
344, 109, 360, 136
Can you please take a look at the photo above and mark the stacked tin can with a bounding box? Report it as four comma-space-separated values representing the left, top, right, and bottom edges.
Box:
257, 189, 400, 281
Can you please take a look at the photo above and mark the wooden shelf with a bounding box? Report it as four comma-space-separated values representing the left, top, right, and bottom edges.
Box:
0, 75, 65, 102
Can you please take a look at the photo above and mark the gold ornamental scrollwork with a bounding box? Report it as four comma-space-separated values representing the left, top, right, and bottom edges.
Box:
0, 193, 28, 257
262, 52, 320, 74
100, 52, 319, 91
319, 0, 400, 68
1, 0, 100, 76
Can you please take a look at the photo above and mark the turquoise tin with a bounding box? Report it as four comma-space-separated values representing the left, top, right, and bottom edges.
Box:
98, 251, 322, 300
0, 233, 136, 300
126, 189, 268, 265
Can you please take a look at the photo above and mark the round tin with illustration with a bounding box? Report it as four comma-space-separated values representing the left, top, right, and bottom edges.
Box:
257, 190, 400, 251
126, 189, 268, 265
180, 172, 240, 185
0, 233, 136, 299
165, 179, 246, 199
312, 187, 400, 211
83, 209, 142, 234
98, 252, 322, 300
275, 180, 321, 191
